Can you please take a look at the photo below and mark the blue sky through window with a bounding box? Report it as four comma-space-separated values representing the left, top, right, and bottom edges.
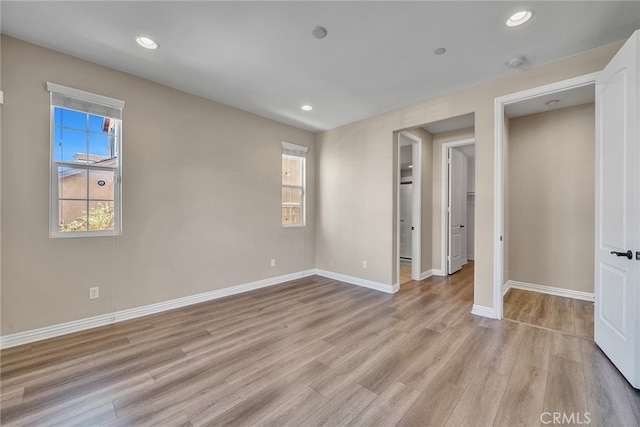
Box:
53, 107, 115, 163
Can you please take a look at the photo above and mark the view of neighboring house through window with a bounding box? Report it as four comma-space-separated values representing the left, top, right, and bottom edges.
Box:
281, 142, 307, 226
47, 83, 124, 237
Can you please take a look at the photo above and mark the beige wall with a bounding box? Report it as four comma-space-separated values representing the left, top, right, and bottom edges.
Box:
1, 36, 316, 334
508, 103, 595, 293
0, 34, 624, 335
315, 41, 622, 309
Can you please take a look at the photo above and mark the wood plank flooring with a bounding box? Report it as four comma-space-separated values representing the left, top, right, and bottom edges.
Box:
2, 262, 639, 426
400, 264, 412, 285
504, 288, 594, 339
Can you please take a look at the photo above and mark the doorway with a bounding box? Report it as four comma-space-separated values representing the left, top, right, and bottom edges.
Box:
397, 131, 421, 285
442, 140, 475, 275
493, 72, 598, 319
501, 93, 596, 339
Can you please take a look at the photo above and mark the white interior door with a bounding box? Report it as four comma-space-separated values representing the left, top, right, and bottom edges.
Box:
448, 148, 465, 274
399, 183, 412, 260
595, 29, 639, 389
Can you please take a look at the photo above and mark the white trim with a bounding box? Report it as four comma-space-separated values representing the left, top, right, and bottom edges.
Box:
46, 82, 125, 110
471, 304, 498, 319
0, 270, 315, 349
397, 131, 422, 283
314, 269, 397, 294
441, 138, 475, 276
281, 141, 308, 156
431, 269, 446, 277
503, 281, 511, 296
506, 280, 595, 302
420, 269, 433, 280
493, 72, 599, 321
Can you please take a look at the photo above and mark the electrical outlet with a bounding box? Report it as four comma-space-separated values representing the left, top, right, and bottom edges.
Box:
89, 287, 99, 299
271, 259, 276, 267
362, 261, 368, 269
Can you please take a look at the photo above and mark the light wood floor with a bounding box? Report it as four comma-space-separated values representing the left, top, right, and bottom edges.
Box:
400, 264, 412, 285
504, 288, 594, 340
2, 262, 639, 426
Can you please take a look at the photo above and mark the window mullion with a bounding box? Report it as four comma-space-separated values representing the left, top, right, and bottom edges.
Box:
54, 161, 116, 172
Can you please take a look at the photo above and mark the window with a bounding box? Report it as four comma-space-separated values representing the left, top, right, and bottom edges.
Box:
47, 83, 124, 237
281, 142, 307, 226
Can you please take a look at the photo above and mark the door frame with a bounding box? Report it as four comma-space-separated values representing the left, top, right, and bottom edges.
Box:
492, 72, 599, 319
441, 139, 475, 275
397, 131, 422, 284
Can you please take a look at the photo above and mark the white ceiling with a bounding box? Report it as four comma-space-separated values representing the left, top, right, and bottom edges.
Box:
422, 113, 475, 134
2, 1, 639, 132
504, 83, 595, 118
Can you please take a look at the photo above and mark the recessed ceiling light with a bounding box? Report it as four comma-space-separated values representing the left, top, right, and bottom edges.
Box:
434, 47, 447, 55
136, 36, 158, 50
301, 105, 313, 111
311, 26, 327, 39
506, 10, 534, 27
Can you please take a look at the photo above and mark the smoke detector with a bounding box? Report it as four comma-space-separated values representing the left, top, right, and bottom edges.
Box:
507, 55, 526, 69
312, 26, 328, 39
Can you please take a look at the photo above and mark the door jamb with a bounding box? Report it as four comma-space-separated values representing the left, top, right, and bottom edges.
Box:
441, 139, 475, 275
492, 72, 598, 320
397, 131, 422, 284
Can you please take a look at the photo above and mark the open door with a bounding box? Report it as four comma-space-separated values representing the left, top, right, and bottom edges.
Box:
595, 29, 639, 389
447, 148, 466, 274
399, 183, 412, 261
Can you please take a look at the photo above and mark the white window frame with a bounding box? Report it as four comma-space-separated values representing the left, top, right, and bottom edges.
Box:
48, 82, 124, 238
281, 141, 307, 227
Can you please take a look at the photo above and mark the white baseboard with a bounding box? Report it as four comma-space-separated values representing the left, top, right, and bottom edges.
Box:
471, 304, 498, 319
314, 269, 397, 294
505, 280, 595, 302
431, 269, 446, 277
502, 281, 510, 296
0, 269, 316, 350
420, 269, 433, 280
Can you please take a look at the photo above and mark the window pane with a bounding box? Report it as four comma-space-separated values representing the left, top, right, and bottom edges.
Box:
58, 167, 87, 199
58, 200, 88, 232
290, 207, 301, 225
88, 201, 114, 231
54, 128, 87, 162
88, 132, 112, 161
56, 108, 87, 131
88, 170, 114, 201
282, 156, 291, 185
282, 154, 303, 186
51, 92, 122, 237
88, 114, 110, 133
282, 187, 291, 204
288, 157, 302, 185
282, 207, 291, 225
281, 153, 304, 226
290, 187, 302, 205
